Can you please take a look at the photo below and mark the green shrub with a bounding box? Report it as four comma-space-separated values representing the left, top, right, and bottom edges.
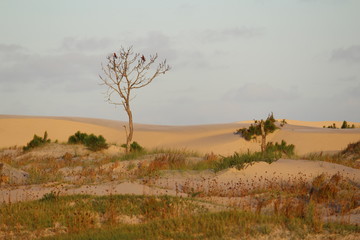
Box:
40, 191, 59, 201
121, 141, 144, 152
325, 123, 337, 129
68, 131, 108, 151
84, 134, 108, 151
341, 121, 355, 129
23, 131, 51, 151
266, 140, 295, 157
215, 151, 276, 172
215, 140, 295, 172
68, 131, 88, 144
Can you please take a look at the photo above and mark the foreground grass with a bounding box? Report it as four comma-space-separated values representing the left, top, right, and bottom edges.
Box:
48, 211, 285, 240
0, 194, 206, 239
1, 193, 359, 240
48, 213, 360, 240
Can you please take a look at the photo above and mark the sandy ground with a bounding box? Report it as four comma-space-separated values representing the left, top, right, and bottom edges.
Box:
0, 181, 186, 203
1, 158, 359, 204
0, 116, 360, 229
149, 159, 360, 194
0, 115, 359, 155
0, 115, 359, 200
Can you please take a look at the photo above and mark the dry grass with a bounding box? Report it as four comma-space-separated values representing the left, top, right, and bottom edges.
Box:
1, 144, 359, 239
301, 140, 360, 169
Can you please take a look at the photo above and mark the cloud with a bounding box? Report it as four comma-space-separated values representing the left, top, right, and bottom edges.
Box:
201, 27, 264, 43
343, 83, 360, 105
298, 0, 351, 3
331, 45, 360, 63
224, 83, 299, 102
0, 50, 101, 92
0, 43, 25, 54
337, 75, 358, 82
133, 31, 178, 62
175, 50, 214, 70
60, 37, 114, 52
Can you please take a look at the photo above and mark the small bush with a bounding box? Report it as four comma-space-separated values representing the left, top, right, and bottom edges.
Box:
341, 121, 355, 129
130, 141, 144, 152
325, 123, 337, 129
68, 131, 108, 151
23, 131, 51, 151
84, 134, 108, 151
121, 141, 144, 152
40, 191, 59, 201
266, 140, 295, 157
68, 131, 88, 144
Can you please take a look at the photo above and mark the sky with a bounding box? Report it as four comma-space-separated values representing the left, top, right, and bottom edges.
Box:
0, 0, 359, 125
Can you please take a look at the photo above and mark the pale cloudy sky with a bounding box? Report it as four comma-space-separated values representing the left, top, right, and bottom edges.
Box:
0, 0, 359, 125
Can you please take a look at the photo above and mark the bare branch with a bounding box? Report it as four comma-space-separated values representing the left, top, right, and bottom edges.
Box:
99, 46, 170, 153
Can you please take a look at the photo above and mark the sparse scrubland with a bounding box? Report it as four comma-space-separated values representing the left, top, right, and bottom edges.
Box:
0, 130, 360, 239
302, 140, 360, 169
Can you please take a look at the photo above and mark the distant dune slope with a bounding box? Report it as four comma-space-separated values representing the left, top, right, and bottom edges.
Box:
0, 115, 359, 155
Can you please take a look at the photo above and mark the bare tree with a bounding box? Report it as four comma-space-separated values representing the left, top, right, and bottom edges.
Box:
100, 46, 170, 153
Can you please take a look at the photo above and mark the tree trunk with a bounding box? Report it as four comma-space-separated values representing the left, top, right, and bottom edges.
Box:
260, 120, 266, 152
125, 107, 134, 153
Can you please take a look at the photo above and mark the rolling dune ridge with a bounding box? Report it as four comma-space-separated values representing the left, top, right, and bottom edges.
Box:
0, 115, 359, 155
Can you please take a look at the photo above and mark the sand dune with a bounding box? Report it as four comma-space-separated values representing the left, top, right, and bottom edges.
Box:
0, 115, 359, 155
216, 159, 360, 183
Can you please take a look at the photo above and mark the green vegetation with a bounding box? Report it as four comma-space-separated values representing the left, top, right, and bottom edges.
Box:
23, 131, 51, 151
40, 191, 60, 202
84, 134, 108, 151
0, 195, 205, 238
235, 113, 281, 152
341, 120, 355, 129
236, 113, 278, 141
215, 152, 274, 172
266, 140, 295, 157
121, 141, 144, 152
68, 131, 108, 151
2, 140, 360, 239
68, 131, 88, 144
47, 211, 360, 240
323, 121, 356, 129
214, 140, 295, 172
1, 183, 358, 240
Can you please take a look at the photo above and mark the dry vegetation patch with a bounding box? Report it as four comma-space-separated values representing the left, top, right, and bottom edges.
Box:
1, 142, 360, 239
302, 140, 360, 169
